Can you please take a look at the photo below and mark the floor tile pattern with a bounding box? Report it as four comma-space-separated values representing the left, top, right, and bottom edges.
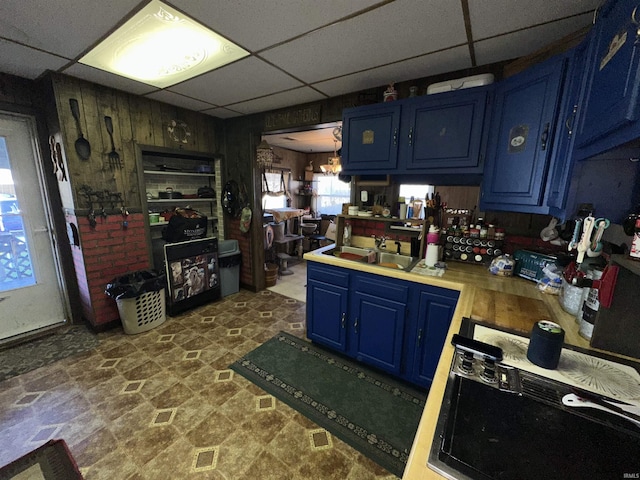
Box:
0, 287, 398, 479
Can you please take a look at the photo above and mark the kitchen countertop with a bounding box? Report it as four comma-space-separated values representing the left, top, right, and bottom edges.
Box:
304, 244, 631, 480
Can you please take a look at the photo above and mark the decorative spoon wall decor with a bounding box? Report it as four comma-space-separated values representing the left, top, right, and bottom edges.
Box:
69, 98, 91, 160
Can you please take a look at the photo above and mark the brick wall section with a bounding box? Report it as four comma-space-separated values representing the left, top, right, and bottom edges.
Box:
67, 212, 150, 328
226, 217, 252, 286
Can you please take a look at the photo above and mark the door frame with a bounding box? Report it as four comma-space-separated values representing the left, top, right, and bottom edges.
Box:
0, 110, 72, 346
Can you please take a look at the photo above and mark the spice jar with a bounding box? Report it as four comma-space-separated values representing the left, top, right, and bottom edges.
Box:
495, 228, 505, 240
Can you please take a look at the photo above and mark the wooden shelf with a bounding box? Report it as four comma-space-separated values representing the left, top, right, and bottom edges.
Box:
338, 214, 425, 224
611, 254, 640, 277
144, 170, 215, 177
147, 198, 215, 203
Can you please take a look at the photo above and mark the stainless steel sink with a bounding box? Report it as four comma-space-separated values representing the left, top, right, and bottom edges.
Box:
376, 252, 419, 270
321, 246, 419, 271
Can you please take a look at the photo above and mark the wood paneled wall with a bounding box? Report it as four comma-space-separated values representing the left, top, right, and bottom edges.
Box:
49, 73, 223, 211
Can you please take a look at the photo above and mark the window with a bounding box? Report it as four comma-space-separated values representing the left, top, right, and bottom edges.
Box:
262, 170, 290, 209
399, 184, 434, 219
313, 174, 350, 216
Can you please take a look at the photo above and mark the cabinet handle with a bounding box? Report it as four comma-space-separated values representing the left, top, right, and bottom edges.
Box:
408, 127, 413, 146
565, 105, 578, 136
354, 317, 359, 334
540, 122, 550, 150
393, 128, 398, 145
417, 328, 423, 345
341, 313, 346, 329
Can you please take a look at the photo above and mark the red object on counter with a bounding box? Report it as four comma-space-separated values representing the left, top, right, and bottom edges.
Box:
563, 261, 619, 308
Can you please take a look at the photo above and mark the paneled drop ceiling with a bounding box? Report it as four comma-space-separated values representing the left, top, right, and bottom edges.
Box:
1, 0, 599, 128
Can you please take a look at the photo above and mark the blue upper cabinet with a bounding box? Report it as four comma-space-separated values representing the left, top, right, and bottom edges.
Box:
401, 88, 490, 173
545, 41, 591, 216
341, 102, 402, 172
341, 88, 493, 176
480, 55, 567, 212
575, 0, 640, 157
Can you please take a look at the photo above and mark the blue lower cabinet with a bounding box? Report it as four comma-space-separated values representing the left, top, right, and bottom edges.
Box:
406, 286, 459, 388
306, 263, 349, 352
305, 262, 459, 387
350, 273, 410, 375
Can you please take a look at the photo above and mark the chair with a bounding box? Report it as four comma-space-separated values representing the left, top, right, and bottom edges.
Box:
307, 234, 327, 252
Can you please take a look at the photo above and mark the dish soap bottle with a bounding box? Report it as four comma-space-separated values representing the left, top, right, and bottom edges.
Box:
343, 222, 352, 246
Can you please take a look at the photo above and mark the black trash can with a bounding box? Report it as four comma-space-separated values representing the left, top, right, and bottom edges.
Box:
105, 270, 166, 334
218, 240, 241, 297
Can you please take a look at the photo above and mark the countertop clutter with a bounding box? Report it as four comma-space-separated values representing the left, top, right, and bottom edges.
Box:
304, 244, 635, 480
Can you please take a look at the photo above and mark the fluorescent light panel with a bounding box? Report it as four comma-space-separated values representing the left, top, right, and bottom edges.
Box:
79, 0, 249, 88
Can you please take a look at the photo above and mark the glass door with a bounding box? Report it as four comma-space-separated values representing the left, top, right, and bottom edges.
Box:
0, 113, 67, 341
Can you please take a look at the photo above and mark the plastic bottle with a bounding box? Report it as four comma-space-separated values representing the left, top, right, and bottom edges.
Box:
343, 222, 352, 246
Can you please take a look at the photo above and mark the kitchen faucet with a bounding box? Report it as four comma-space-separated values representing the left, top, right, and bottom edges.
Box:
373, 235, 388, 250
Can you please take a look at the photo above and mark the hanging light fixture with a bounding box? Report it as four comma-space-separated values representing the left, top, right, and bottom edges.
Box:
320, 140, 342, 175
256, 139, 275, 171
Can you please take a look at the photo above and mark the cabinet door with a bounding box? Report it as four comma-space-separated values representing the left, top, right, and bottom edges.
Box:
350, 274, 409, 375
575, 0, 640, 148
545, 42, 590, 216
481, 56, 566, 208
306, 264, 349, 352
404, 89, 489, 171
341, 102, 401, 173
410, 288, 458, 387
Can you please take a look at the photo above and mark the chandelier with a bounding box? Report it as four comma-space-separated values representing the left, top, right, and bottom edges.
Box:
320, 140, 342, 175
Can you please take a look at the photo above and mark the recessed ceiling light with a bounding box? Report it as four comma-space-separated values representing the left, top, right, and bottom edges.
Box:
79, 0, 249, 88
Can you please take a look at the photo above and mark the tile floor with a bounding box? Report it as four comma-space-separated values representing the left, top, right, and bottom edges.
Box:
267, 260, 307, 303
0, 284, 398, 479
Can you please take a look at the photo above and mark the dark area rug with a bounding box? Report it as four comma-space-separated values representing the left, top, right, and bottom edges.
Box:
230, 331, 427, 477
0, 439, 83, 479
0, 326, 99, 383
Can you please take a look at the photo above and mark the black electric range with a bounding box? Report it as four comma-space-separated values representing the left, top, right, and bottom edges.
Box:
428, 318, 640, 480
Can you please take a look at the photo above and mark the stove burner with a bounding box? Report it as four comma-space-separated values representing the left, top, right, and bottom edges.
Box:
481, 358, 498, 383
457, 351, 475, 374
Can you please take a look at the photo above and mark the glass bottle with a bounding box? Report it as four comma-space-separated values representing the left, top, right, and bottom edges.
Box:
630, 218, 640, 260
343, 222, 352, 246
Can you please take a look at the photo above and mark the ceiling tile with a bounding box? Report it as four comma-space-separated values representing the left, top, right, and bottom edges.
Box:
202, 107, 243, 119
0, 1, 141, 58
313, 46, 472, 98
143, 90, 218, 111
226, 87, 327, 115
171, 0, 381, 51
474, 15, 593, 66
167, 57, 303, 106
63, 63, 157, 96
469, 0, 599, 40
0, 40, 68, 79
260, 0, 467, 83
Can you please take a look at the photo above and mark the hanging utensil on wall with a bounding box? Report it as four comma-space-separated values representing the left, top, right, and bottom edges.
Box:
69, 98, 91, 161
104, 116, 122, 169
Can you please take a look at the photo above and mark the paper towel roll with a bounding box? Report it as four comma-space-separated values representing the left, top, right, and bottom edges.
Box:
399, 204, 407, 219
425, 244, 440, 267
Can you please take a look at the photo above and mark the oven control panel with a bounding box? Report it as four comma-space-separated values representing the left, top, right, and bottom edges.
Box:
451, 334, 522, 394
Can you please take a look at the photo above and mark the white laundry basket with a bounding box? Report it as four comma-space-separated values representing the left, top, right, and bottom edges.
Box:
116, 288, 166, 334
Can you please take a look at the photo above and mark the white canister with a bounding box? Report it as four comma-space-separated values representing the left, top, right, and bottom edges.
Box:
399, 204, 408, 219
560, 278, 584, 316
348, 206, 359, 216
